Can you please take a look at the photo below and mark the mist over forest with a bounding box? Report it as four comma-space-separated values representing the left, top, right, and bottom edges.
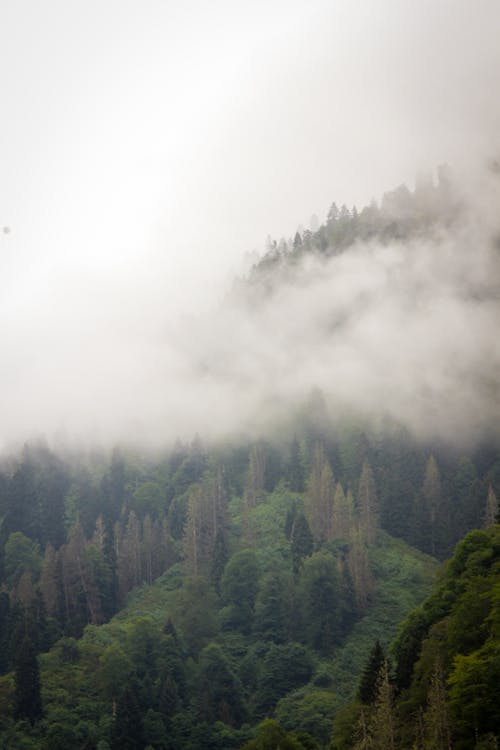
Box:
1, 161, 500, 449
1, 0, 500, 450
1, 2, 500, 749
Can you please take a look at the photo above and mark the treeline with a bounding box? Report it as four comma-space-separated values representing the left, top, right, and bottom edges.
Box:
0, 406, 498, 655
244, 165, 460, 293
0, 401, 498, 748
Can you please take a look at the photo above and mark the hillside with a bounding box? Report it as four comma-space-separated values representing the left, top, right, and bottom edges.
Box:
0, 168, 498, 749
0, 478, 439, 749
331, 524, 500, 750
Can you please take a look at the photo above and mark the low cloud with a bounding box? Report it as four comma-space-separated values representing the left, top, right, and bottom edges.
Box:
1, 167, 499, 449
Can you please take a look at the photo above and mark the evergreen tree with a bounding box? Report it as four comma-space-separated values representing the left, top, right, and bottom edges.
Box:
244, 442, 267, 508
484, 485, 498, 527
367, 660, 396, 750
291, 512, 314, 577
347, 527, 373, 611
0, 592, 10, 674
253, 569, 293, 643
332, 482, 353, 540
357, 461, 378, 543
358, 640, 385, 704
423, 661, 452, 750
39, 543, 61, 619
298, 551, 344, 654
211, 528, 228, 594
111, 680, 144, 750
305, 442, 335, 542
287, 436, 305, 493
196, 643, 247, 726
14, 631, 42, 724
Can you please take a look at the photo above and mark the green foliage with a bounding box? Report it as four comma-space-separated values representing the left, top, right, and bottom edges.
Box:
255, 643, 314, 715
174, 576, 218, 654
253, 569, 293, 643
14, 634, 42, 724
276, 689, 338, 746
0, 425, 494, 749
297, 551, 349, 655
240, 718, 310, 750
196, 643, 247, 726
4, 532, 41, 588
221, 550, 260, 634
357, 640, 385, 704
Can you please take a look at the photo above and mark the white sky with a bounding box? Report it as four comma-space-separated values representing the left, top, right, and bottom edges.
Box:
0, 0, 499, 444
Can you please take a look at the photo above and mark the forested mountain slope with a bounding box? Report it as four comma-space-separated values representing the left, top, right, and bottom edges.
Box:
0, 168, 498, 748
0, 447, 440, 749
0, 414, 497, 748
331, 524, 500, 750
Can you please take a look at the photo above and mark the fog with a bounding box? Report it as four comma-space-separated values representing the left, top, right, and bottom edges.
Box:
1, 1, 500, 447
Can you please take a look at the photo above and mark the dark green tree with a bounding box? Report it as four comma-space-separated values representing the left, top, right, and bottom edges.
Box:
111, 680, 144, 750
291, 513, 314, 576
358, 640, 385, 704
196, 643, 247, 726
211, 528, 229, 594
14, 632, 42, 724
254, 569, 293, 643
287, 436, 305, 493
220, 550, 260, 634
298, 551, 345, 654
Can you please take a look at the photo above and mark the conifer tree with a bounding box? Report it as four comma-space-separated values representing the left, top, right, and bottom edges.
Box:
348, 527, 373, 611
14, 631, 42, 724
244, 442, 267, 508
422, 455, 443, 557
358, 640, 385, 704
211, 528, 228, 593
484, 485, 498, 527
287, 436, 305, 492
111, 680, 144, 749
305, 442, 335, 541
368, 660, 396, 750
332, 482, 353, 540
423, 661, 452, 750
291, 512, 314, 577
0, 592, 10, 674
357, 461, 378, 543
182, 484, 203, 577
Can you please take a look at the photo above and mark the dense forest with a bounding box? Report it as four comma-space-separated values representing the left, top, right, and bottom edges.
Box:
0, 173, 499, 748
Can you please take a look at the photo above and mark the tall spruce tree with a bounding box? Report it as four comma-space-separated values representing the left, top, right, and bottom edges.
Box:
358, 640, 385, 704
14, 631, 42, 724
357, 461, 378, 543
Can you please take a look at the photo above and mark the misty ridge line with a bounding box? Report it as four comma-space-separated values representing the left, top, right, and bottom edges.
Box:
172, 164, 500, 445
1, 163, 499, 449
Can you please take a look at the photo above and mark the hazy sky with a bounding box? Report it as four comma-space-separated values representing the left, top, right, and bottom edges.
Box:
1, 1, 500, 446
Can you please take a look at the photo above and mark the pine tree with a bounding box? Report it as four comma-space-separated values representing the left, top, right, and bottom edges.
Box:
287, 436, 305, 492
14, 631, 42, 724
424, 456, 441, 555
291, 513, 314, 577
332, 482, 353, 540
244, 442, 267, 508
0, 592, 10, 674
305, 442, 335, 541
357, 461, 378, 543
182, 483, 203, 577
348, 527, 373, 611
358, 640, 386, 704
484, 486, 498, 527
211, 528, 228, 593
368, 660, 396, 750
111, 680, 144, 749
423, 661, 452, 750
